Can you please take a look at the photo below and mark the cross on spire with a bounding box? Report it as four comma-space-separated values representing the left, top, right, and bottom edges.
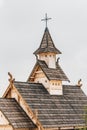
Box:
41, 13, 51, 28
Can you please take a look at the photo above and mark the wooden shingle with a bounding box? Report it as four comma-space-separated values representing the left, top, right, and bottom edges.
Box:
29, 60, 69, 81
0, 98, 36, 129
13, 81, 87, 128
34, 27, 61, 55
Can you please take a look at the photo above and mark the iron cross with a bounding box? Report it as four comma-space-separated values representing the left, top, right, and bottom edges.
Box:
41, 13, 51, 28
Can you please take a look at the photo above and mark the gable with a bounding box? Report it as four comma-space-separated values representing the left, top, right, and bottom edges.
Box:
0, 111, 9, 125
3, 83, 44, 130
0, 98, 36, 129
29, 63, 47, 82
34, 67, 46, 80
28, 60, 69, 82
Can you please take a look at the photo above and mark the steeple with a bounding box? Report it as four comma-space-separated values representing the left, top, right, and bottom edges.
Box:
28, 15, 69, 95
34, 26, 61, 68
34, 13, 61, 56
34, 27, 61, 55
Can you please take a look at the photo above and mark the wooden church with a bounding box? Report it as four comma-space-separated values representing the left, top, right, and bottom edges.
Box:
0, 15, 87, 130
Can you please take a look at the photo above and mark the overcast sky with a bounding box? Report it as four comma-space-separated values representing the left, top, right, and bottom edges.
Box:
0, 0, 87, 96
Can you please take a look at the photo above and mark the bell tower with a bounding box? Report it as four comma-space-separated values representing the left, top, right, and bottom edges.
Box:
28, 14, 69, 95
34, 27, 61, 68
34, 14, 61, 69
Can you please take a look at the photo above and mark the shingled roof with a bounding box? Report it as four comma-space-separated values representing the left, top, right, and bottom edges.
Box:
13, 81, 87, 129
0, 98, 36, 129
28, 60, 69, 81
34, 27, 61, 55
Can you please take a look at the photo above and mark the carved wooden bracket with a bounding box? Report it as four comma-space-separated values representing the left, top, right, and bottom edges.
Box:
77, 79, 82, 87
8, 72, 15, 84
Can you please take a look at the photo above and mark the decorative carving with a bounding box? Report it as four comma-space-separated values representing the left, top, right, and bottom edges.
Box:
8, 72, 15, 84
57, 57, 60, 64
77, 79, 82, 87
35, 54, 38, 60
34, 109, 38, 118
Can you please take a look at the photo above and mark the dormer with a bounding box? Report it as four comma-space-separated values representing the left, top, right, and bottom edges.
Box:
28, 60, 69, 95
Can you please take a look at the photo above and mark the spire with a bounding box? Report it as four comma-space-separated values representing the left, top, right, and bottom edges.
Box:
34, 27, 61, 55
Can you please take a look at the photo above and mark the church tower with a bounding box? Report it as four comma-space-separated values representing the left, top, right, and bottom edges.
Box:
28, 14, 69, 95
34, 27, 61, 69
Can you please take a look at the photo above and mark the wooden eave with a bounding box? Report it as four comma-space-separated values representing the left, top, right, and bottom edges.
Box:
3, 84, 12, 98
27, 62, 39, 82
45, 125, 86, 130
34, 27, 62, 55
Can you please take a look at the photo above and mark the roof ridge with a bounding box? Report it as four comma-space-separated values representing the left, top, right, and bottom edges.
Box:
14, 81, 43, 85
37, 59, 48, 67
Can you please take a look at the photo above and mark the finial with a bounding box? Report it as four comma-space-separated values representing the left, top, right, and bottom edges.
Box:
41, 13, 52, 28
8, 72, 15, 84
77, 79, 82, 87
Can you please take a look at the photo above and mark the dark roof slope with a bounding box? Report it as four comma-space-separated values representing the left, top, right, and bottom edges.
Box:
39, 60, 69, 81
29, 60, 69, 81
0, 98, 36, 129
14, 81, 87, 128
34, 27, 61, 55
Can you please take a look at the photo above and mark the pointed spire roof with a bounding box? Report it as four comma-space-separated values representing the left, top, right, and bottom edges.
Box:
34, 27, 61, 55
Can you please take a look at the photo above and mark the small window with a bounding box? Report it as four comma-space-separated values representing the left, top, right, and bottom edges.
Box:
45, 55, 47, 57
52, 83, 54, 85
50, 55, 51, 57
55, 83, 57, 85
58, 83, 60, 86
45, 80, 47, 83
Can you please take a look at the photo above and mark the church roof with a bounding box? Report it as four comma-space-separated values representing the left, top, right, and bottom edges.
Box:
28, 60, 69, 81
34, 27, 61, 55
13, 81, 87, 128
0, 98, 36, 129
